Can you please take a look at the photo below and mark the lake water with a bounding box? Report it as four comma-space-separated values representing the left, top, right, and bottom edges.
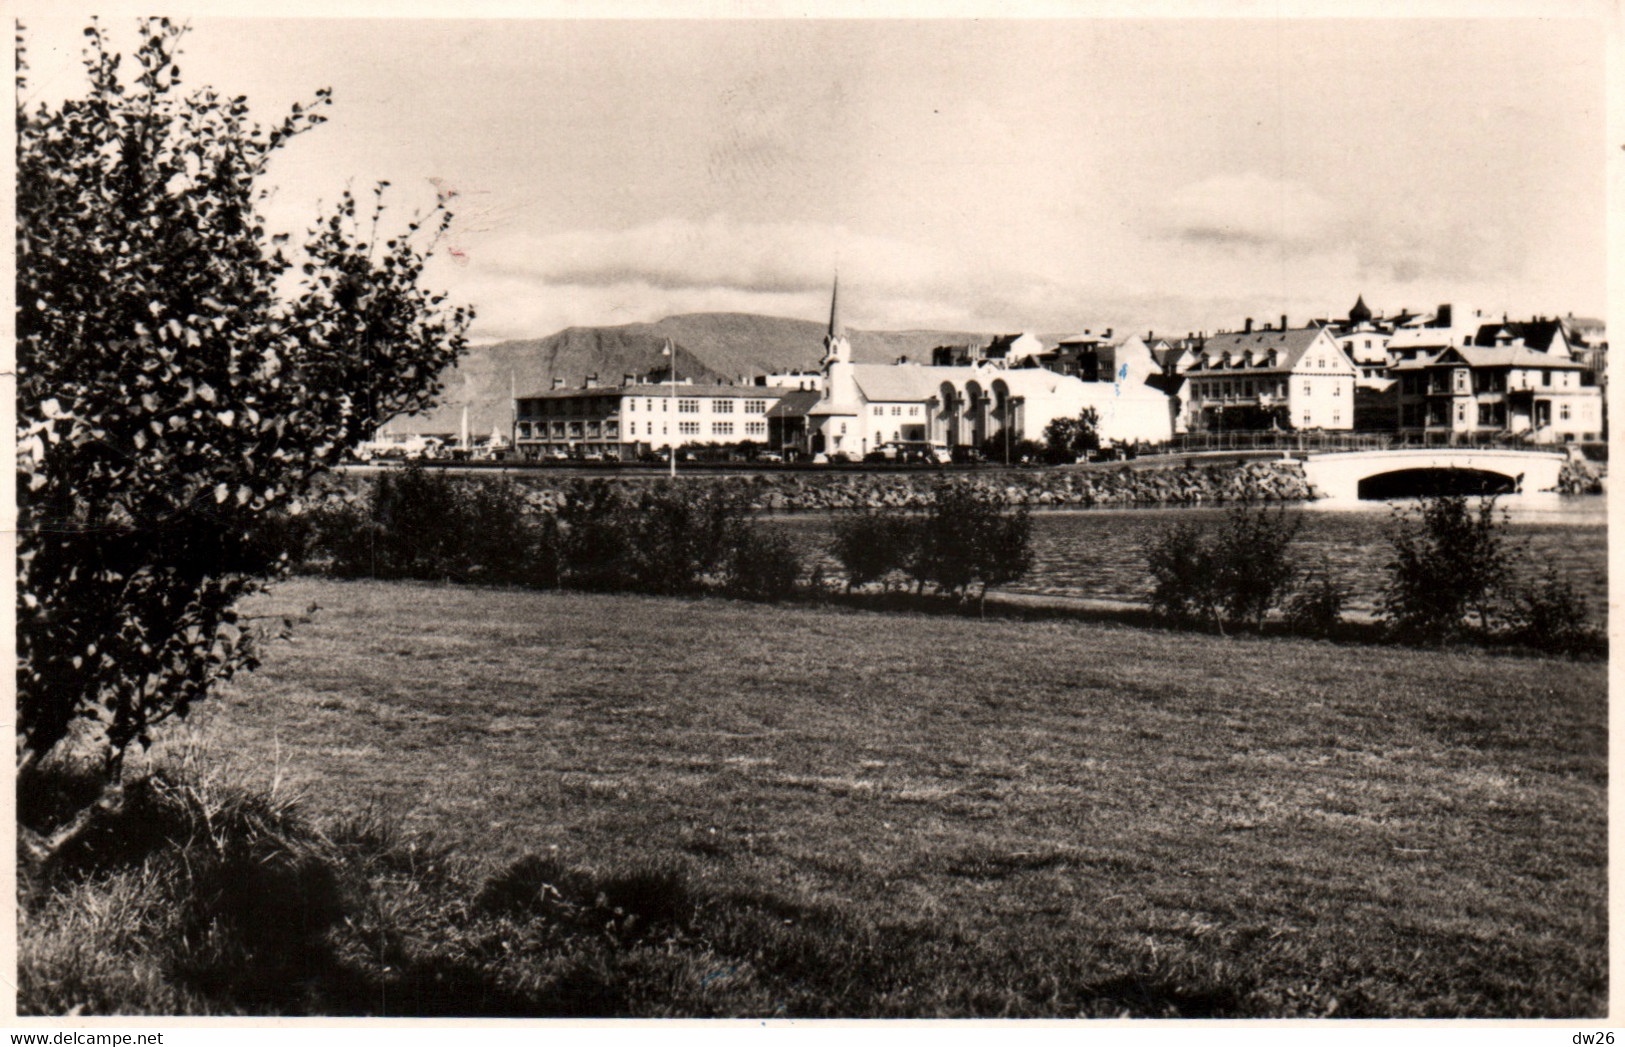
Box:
764, 494, 1609, 621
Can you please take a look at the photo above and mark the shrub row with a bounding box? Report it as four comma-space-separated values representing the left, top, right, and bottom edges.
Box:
1141, 494, 1599, 652
311, 466, 801, 602
827, 485, 1033, 605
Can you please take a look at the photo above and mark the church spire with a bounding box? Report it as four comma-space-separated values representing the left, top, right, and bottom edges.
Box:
1349, 293, 1372, 325
821, 272, 851, 368
827, 272, 844, 340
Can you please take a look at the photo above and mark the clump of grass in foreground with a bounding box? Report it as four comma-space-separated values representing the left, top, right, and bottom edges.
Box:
22, 756, 1465, 1019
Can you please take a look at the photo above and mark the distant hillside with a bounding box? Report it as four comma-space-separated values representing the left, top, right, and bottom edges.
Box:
385, 312, 995, 437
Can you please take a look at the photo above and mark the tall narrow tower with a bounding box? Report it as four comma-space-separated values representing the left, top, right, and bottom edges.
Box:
823, 272, 851, 366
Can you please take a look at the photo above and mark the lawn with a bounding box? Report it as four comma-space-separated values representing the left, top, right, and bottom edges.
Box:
36, 577, 1607, 1017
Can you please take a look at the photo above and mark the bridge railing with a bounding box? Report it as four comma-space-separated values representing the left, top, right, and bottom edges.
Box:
1165, 431, 1559, 455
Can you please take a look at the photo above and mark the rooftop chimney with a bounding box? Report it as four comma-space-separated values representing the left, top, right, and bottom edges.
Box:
1280, 314, 1288, 331
623, 373, 636, 386
551, 376, 566, 390
584, 373, 599, 388
1104, 327, 1113, 338
1244, 318, 1254, 334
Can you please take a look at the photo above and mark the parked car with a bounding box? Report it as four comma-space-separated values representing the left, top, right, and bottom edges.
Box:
757, 451, 784, 463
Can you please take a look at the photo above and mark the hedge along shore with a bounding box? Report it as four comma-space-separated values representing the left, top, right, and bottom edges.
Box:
325, 453, 1601, 515
326, 458, 1316, 514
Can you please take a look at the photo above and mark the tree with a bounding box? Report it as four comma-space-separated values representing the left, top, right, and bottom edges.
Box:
1378, 495, 1511, 642
15, 19, 473, 814
1144, 503, 1301, 633
1042, 407, 1100, 463
911, 484, 1033, 610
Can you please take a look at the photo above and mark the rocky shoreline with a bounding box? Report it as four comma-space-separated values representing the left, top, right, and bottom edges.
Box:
501, 459, 1314, 513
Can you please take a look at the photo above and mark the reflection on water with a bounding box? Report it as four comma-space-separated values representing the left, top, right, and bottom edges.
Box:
766, 495, 1608, 621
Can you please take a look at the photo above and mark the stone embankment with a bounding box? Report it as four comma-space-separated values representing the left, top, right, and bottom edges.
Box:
1556, 456, 1606, 495
506, 459, 1313, 513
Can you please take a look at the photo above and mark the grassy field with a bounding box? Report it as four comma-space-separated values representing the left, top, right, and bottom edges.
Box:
24, 578, 1607, 1017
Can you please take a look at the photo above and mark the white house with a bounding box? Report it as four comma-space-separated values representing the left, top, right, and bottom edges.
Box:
1181, 322, 1359, 432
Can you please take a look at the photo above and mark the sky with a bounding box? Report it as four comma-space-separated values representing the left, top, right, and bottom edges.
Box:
15, 8, 1610, 345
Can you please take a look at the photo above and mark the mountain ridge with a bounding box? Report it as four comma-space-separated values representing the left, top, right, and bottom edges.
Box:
386, 312, 1002, 437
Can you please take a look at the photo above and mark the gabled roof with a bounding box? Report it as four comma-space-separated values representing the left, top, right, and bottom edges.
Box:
519, 383, 789, 400
1185, 327, 1344, 374
1390, 346, 1585, 371
1474, 320, 1568, 352
763, 389, 824, 419
850, 363, 971, 402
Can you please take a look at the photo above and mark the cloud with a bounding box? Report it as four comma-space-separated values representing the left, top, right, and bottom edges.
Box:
1156, 173, 1344, 248
431, 215, 1078, 340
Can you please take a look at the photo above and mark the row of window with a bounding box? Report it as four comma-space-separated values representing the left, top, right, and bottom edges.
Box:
1193, 378, 1346, 399
870, 404, 923, 417
1403, 401, 1576, 427
1398, 369, 1567, 397
519, 420, 769, 440
528, 397, 774, 417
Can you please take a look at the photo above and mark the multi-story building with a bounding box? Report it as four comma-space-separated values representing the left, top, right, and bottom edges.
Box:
514, 382, 788, 459
1180, 321, 1358, 432
805, 280, 1174, 457
1390, 343, 1602, 444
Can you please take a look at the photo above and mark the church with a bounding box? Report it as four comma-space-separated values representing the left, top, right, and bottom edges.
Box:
801, 278, 1175, 458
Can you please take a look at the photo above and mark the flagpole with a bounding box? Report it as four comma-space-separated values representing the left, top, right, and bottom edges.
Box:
667, 339, 677, 479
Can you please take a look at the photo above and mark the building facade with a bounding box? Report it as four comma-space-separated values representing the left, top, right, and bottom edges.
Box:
1390, 346, 1601, 443
1180, 324, 1358, 432
514, 383, 787, 458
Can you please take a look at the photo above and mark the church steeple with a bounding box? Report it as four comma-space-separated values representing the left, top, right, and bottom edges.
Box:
1349, 294, 1372, 326
822, 273, 850, 365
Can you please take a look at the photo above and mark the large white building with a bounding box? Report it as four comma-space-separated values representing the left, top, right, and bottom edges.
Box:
514, 382, 788, 459
803, 279, 1174, 457
1180, 322, 1359, 432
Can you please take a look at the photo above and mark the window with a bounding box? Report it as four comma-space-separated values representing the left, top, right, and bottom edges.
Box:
1302, 381, 1312, 396
1542, 370, 1552, 387
678, 399, 699, 413
1332, 411, 1340, 425
517, 422, 532, 438
646, 400, 653, 412
1302, 411, 1311, 426
713, 422, 734, 436
892, 405, 902, 416
744, 400, 767, 414
604, 421, 618, 437
715, 400, 734, 413
1456, 403, 1466, 423
552, 422, 565, 438
873, 405, 884, 416
1333, 383, 1341, 397
909, 406, 920, 416
1560, 403, 1572, 421
746, 421, 766, 437
678, 421, 700, 435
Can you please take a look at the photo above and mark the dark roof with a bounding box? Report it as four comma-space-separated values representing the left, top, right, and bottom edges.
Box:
1391, 346, 1585, 371
1472, 321, 1569, 351
763, 389, 823, 419
519, 383, 789, 400
1348, 294, 1372, 324
1185, 327, 1343, 374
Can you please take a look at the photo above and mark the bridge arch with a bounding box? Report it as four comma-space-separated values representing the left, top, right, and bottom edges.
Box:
1301, 448, 1566, 501
1356, 467, 1519, 500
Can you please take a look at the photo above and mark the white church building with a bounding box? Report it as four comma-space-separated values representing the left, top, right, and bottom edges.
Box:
804, 279, 1175, 457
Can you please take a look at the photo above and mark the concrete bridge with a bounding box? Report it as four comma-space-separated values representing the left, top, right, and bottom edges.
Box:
1300, 447, 1568, 501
